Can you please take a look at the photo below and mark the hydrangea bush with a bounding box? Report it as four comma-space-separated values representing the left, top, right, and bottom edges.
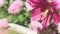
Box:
0, 0, 30, 27
0, 0, 60, 34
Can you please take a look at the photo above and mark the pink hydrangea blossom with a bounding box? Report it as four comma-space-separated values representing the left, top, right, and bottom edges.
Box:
0, 18, 8, 28
0, 0, 4, 7
8, 0, 23, 14
29, 21, 43, 32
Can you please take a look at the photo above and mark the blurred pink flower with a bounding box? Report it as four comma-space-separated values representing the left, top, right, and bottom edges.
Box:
8, 0, 23, 14
29, 21, 43, 32
27, 0, 60, 28
0, 0, 4, 7
26, 0, 49, 28
0, 18, 8, 28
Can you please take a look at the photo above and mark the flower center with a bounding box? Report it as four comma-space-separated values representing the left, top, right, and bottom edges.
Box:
47, 0, 52, 2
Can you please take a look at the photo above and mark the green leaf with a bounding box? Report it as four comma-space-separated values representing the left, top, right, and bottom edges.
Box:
18, 14, 24, 22
24, 10, 30, 17
7, 15, 13, 22
13, 18, 19, 24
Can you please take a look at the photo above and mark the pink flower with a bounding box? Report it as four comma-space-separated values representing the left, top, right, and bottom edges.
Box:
27, 0, 60, 28
8, 0, 23, 14
0, 0, 4, 7
29, 21, 43, 32
0, 18, 8, 28
26, 0, 49, 21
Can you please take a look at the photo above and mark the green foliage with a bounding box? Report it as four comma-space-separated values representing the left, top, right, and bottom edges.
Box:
0, 0, 30, 27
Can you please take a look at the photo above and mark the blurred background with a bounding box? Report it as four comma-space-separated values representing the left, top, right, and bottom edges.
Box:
0, 0, 30, 27
1, 0, 60, 34
0, 0, 31, 34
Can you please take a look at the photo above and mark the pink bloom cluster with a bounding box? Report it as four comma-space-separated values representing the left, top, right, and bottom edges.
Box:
0, 0, 4, 7
0, 18, 8, 28
29, 21, 43, 32
26, 0, 60, 32
8, 0, 23, 14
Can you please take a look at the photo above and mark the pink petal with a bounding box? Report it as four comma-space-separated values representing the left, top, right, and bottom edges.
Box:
31, 14, 41, 21
26, 0, 48, 9
42, 15, 51, 28
52, 0, 60, 9
52, 13, 60, 25
26, 0, 40, 7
